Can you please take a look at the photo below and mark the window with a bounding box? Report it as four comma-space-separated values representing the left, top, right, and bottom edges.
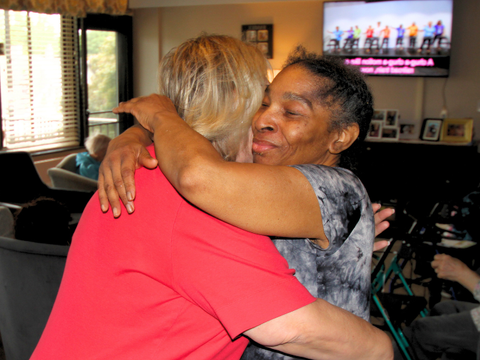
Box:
80, 14, 134, 145
0, 11, 80, 151
85, 30, 119, 139
0, 11, 133, 152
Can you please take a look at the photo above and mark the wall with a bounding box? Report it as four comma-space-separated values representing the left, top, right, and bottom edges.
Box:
132, 0, 480, 140
132, 8, 162, 97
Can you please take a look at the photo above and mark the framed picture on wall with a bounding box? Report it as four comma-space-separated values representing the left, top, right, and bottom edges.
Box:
366, 120, 383, 140
242, 24, 273, 59
420, 118, 442, 141
440, 118, 473, 143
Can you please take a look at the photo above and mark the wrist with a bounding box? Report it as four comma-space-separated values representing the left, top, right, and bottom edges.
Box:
152, 110, 184, 131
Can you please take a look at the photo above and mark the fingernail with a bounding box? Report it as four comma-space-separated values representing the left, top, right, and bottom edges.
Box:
126, 203, 134, 213
101, 204, 108, 212
113, 207, 120, 217
127, 192, 134, 201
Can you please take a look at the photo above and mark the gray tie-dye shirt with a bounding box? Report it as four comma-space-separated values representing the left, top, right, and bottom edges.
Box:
242, 164, 375, 360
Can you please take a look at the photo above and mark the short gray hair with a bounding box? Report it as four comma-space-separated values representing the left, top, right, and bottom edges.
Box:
85, 134, 111, 156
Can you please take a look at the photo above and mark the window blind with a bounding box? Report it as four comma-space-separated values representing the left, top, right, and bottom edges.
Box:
0, 11, 80, 151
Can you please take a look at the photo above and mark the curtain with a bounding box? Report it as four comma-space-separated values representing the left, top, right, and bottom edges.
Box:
0, 0, 130, 17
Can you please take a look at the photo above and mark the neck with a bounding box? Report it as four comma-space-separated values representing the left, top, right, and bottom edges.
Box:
315, 153, 340, 168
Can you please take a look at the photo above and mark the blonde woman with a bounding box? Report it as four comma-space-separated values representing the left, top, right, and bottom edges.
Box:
32, 35, 392, 360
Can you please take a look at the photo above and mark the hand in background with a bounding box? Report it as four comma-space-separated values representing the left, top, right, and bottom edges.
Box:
431, 254, 468, 283
372, 203, 394, 252
432, 253, 480, 293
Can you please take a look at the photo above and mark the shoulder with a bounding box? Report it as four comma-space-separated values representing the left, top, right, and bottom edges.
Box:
75, 152, 91, 164
291, 165, 373, 250
291, 164, 366, 197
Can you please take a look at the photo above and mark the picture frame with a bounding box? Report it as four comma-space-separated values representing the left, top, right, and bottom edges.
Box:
381, 127, 399, 141
366, 120, 383, 140
385, 110, 399, 127
399, 123, 417, 140
420, 118, 443, 141
245, 30, 257, 42
242, 24, 273, 59
440, 118, 474, 143
256, 42, 269, 57
372, 109, 386, 121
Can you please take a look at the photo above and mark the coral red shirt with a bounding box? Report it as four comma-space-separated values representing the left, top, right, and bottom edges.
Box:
31, 145, 315, 360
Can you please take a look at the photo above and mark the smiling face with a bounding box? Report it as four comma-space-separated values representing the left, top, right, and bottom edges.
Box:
251, 65, 341, 167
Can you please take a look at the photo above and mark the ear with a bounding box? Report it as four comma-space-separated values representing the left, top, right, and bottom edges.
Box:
328, 123, 360, 154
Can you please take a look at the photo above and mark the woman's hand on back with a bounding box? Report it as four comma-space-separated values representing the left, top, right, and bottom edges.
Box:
98, 95, 179, 217
98, 124, 157, 218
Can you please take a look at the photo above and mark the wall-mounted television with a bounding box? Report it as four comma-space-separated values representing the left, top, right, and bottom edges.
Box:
323, 0, 453, 77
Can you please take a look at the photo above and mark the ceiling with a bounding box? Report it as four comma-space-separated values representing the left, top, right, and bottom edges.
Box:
129, 0, 315, 8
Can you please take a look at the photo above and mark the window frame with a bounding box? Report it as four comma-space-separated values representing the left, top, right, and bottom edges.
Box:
78, 14, 134, 146
0, 12, 133, 155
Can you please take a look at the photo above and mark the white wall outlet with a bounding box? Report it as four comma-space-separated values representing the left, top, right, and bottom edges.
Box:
440, 107, 448, 118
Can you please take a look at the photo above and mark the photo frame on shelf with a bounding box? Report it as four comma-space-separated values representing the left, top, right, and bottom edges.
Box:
440, 118, 474, 143
399, 123, 417, 140
372, 109, 386, 121
420, 118, 443, 141
385, 110, 399, 127
381, 127, 399, 141
366, 120, 383, 140
242, 24, 273, 59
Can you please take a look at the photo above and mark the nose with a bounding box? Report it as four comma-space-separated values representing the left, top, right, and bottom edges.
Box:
253, 108, 278, 134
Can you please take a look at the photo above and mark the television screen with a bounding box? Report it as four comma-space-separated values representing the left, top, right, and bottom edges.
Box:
323, 0, 453, 77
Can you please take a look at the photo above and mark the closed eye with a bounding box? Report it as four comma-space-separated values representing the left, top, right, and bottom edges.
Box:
285, 110, 301, 117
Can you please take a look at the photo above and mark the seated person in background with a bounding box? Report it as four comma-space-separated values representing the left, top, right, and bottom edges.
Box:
32, 36, 393, 359
75, 134, 111, 180
14, 196, 72, 246
395, 254, 480, 360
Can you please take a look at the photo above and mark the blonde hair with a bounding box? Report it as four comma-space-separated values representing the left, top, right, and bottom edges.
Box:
85, 134, 111, 156
158, 34, 269, 161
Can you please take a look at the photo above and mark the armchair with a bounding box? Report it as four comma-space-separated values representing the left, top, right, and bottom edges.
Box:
47, 153, 98, 192
0, 151, 93, 213
0, 236, 68, 360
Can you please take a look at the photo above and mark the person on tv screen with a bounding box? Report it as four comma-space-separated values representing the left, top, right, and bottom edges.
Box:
407, 22, 418, 48
380, 25, 391, 49
372, 21, 382, 51
395, 24, 406, 49
353, 25, 362, 48
327, 26, 344, 52
343, 27, 355, 50
433, 20, 445, 48
364, 25, 374, 51
419, 21, 435, 52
